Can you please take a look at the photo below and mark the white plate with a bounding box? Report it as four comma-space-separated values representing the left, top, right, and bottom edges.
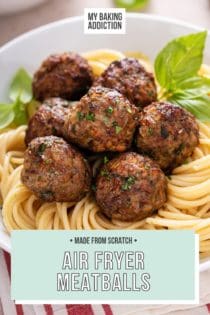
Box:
0, 14, 209, 272
0, 0, 46, 15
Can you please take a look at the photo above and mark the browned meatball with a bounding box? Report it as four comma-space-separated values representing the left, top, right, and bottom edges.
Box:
96, 152, 167, 221
25, 98, 71, 145
33, 52, 93, 101
21, 136, 91, 202
95, 58, 157, 108
64, 86, 137, 152
136, 102, 199, 170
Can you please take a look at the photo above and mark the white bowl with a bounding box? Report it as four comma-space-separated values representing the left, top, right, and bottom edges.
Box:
0, 14, 209, 272
0, 0, 46, 15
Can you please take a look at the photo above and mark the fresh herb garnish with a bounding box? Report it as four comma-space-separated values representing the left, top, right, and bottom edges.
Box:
144, 164, 151, 170
86, 112, 95, 121
77, 112, 85, 121
103, 156, 109, 164
37, 143, 47, 156
147, 127, 154, 136
115, 126, 122, 134
175, 143, 185, 155
112, 121, 122, 134
121, 176, 135, 191
100, 169, 110, 178
155, 31, 210, 121
0, 68, 33, 129
106, 106, 114, 114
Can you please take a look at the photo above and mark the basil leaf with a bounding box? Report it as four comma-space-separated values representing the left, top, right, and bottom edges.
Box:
0, 103, 15, 129
169, 93, 210, 121
176, 76, 210, 92
155, 31, 207, 90
13, 98, 28, 126
9, 68, 32, 103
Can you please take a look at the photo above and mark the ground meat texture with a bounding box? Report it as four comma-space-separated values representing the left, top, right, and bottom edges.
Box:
64, 86, 138, 152
32, 52, 93, 101
21, 136, 91, 202
96, 152, 167, 221
136, 102, 199, 170
25, 98, 71, 145
95, 58, 157, 108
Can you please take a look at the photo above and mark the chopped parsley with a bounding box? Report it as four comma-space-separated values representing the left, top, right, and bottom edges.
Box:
144, 164, 150, 170
100, 169, 110, 178
86, 112, 95, 121
115, 126, 122, 134
115, 98, 120, 104
175, 143, 185, 155
103, 156, 109, 164
112, 121, 122, 134
44, 159, 52, 164
121, 176, 135, 191
37, 143, 47, 156
77, 112, 85, 121
103, 116, 110, 125
106, 106, 114, 114
147, 127, 154, 136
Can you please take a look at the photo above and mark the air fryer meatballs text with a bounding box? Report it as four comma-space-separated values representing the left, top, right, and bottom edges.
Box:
136, 102, 199, 170
96, 152, 167, 221
25, 97, 70, 145
64, 86, 137, 152
95, 58, 157, 108
33, 52, 93, 101
21, 136, 91, 202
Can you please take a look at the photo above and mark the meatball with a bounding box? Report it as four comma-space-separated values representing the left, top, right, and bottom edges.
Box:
64, 86, 137, 152
33, 52, 93, 101
21, 136, 91, 202
95, 58, 157, 108
136, 102, 199, 170
25, 98, 71, 145
96, 152, 167, 221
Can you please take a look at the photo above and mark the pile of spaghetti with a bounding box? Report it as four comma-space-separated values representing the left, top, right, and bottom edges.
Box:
0, 50, 210, 259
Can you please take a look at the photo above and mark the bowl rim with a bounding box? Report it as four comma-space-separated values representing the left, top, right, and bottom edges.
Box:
0, 13, 209, 272
0, 13, 206, 53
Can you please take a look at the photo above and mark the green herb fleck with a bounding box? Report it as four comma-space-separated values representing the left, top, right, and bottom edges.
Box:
121, 176, 135, 191
100, 169, 110, 178
45, 159, 52, 164
37, 143, 47, 156
103, 116, 110, 125
106, 106, 114, 114
147, 127, 154, 136
77, 112, 85, 121
175, 143, 185, 155
86, 112, 95, 121
103, 156, 109, 164
144, 164, 150, 170
115, 126, 122, 134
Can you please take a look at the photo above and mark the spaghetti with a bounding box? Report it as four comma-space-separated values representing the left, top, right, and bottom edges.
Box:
0, 50, 210, 259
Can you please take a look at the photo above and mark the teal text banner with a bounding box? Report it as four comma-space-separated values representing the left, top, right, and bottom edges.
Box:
11, 230, 198, 303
